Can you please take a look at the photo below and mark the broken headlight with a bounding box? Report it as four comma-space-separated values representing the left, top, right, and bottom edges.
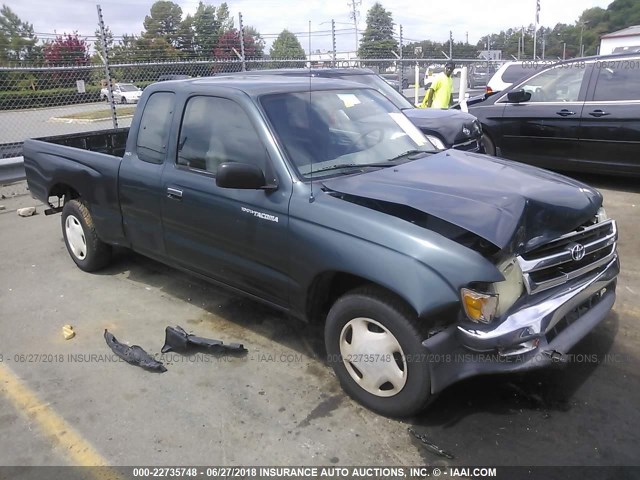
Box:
461, 257, 524, 324
596, 207, 608, 223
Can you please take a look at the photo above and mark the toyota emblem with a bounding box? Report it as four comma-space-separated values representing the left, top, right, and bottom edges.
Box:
570, 243, 585, 261
462, 126, 471, 136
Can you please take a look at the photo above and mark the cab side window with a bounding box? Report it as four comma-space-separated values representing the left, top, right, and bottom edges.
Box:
518, 65, 587, 102
136, 92, 175, 164
177, 96, 268, 175
593, 61, 640, 101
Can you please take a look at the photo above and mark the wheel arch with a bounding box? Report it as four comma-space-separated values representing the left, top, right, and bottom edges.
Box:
305, 271, 420, 325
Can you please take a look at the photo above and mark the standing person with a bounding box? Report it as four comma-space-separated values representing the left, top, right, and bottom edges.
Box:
420, 61, 455, 109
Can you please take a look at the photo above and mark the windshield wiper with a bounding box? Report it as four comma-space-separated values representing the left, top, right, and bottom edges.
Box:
311, 162, 400, 174
386, 149, 432, 162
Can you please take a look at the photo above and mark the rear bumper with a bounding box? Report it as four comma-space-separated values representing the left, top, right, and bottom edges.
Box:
422, 256, 619, 394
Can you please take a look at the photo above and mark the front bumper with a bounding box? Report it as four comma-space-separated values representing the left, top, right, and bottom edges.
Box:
452, 137, 483, 153
422, 255, 619, 394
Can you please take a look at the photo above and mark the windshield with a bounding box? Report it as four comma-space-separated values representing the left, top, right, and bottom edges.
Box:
119, 84, 139, 92
335, 73, 414, 110
261, 89, 436, 179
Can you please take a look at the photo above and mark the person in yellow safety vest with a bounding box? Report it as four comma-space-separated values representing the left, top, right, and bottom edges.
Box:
420, 61, 455, 109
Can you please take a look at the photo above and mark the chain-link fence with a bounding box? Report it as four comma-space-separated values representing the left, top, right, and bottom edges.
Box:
0, 57, 512, 160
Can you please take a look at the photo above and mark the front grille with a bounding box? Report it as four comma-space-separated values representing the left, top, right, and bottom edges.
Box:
517, 220, 617, 295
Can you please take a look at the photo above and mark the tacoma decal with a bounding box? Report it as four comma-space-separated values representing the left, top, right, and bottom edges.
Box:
241, 206, 279, 223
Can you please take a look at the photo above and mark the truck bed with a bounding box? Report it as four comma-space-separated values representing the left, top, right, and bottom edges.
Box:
23, 128, 130, 246
36, 128, 129, 157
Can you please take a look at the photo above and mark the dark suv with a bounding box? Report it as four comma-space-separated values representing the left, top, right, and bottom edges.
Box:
468, 53, 640, 176
219, 68, 484, 153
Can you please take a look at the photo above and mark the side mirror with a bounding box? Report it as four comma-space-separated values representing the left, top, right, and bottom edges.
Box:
507, 89, 531, 103
216, 162, 272, 190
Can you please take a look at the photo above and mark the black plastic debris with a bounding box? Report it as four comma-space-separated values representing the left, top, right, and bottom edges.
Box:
408, 427, 455, 459
104, 329, 167, 373
161, 325, 247, 354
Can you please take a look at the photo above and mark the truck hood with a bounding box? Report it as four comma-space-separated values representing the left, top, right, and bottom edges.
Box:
322, 150, 603, 254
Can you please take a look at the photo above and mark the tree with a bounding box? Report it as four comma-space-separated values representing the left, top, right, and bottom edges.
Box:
192, 1, 218, 58
270, 29, 305, 59
143, 0, 183, 47
212, 27, 262, 72
244, 26, 264, 57
93, 25, 114, 63
176, 14, 195, 56
607, 0, 640, 31
358, 2, 398, 64
0, 5, 40, 63
216, 3, 234, 33
43, 33, 89, 65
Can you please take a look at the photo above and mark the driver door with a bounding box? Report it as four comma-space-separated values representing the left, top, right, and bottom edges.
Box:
161, 94, 291, 306
497, 62, 592, 169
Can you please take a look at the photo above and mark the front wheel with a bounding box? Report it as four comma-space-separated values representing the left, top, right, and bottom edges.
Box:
120, 97, 127, 104
482, 133, 496, 156
325, 286, 432, 417
62, 200, 112, 272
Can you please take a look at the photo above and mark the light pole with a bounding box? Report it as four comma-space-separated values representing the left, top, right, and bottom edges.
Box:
563, 42, 567, 60
579, 21, 590, 57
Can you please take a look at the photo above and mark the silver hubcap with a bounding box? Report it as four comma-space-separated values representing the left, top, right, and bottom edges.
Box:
339, 317, 407, 397
65, 215, 87, 260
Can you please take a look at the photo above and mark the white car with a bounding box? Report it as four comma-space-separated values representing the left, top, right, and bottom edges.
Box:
100, 83, 142, 104
486, 61, 545, 94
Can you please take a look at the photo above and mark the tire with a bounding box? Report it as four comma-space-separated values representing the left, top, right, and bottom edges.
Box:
325, 286, 432, 417
61, 200, 112, 272
120, 97, 127, 104
482, 133, 496, 156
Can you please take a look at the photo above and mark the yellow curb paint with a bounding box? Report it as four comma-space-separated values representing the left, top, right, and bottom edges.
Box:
0, 363, 110, 469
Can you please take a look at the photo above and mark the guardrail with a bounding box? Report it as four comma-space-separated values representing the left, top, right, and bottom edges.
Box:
0, 157, 26, 185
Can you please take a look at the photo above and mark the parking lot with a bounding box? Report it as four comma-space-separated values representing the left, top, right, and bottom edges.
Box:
0, 170, 638, 470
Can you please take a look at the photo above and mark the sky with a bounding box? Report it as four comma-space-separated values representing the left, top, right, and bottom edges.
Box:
5, 0, 613, 53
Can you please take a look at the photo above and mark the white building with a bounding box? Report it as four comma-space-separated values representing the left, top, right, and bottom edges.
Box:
600, 25, 640, 55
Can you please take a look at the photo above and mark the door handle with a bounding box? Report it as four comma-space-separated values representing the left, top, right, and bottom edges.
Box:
556, 109, 576, 117
589, 110, 610, 118
167, 187, 183, 200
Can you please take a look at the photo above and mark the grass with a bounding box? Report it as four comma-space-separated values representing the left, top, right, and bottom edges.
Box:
58, 106, 136, 120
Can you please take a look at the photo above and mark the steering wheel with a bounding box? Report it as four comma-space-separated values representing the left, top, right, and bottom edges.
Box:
354, 128, 384, 149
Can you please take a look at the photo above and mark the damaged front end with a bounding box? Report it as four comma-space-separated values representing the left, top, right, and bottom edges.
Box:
321, 153, 619, 394
424, 214, 619, 394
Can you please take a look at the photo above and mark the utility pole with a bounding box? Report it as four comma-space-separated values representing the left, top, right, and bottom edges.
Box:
466, 31, 469, 44
533, 0, 540, 59
348, 0, 361, 52
579, 21, 590, 57
331, 19, 336, 66
449, 30, 453, 59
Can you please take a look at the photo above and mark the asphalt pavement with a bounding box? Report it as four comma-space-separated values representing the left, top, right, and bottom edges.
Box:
0, 172, 638, 469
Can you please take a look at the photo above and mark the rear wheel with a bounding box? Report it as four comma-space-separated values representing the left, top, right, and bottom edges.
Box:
120, 97, 127, 104
62, 200, 111, 272
325, 286, 432, 417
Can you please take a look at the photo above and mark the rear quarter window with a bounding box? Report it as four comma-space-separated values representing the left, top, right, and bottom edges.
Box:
136, 92, 175, 164
593, 61, 640, 101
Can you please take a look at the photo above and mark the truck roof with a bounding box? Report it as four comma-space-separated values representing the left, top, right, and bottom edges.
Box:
146, 74, 377, 97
